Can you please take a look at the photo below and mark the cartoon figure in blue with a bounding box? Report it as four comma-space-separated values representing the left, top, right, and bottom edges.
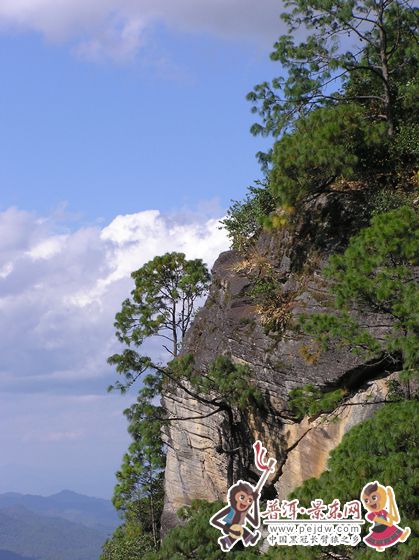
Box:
210, 441, 276, 551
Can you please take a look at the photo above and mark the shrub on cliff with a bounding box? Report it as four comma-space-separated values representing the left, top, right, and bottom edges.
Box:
287, 384, 346, 420
221, 182, 276, 250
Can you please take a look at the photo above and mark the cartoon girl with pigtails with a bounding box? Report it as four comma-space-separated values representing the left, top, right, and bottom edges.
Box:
361, 481, 410, 552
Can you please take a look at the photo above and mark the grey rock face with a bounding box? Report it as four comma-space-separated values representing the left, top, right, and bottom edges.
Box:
161, 191, 396, 532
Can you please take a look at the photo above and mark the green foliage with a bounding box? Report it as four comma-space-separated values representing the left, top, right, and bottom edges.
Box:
392, 123, 419, 162
264, 400, 419, 560
221, 182, 276, 250
170, 354, 263, 412
391, 122, 419, 181
107, 252, 267, 557
386, 378, 412, 402
142, 501, 261, 560
107, 253, 210, 556
270, 104, 387, 206
244, 0, 417, 208
369, 187, 415, 217
113, 446, 164, 517
288, 384, 346, 420
106, 375, 165, 554
301, 206, 419, 376
111, 252, 210, 374
302, 312, 382, 357
222, 1, 417, 231
123, 373, 164, 458
248, 0, 418, 139
108, 251, 210, 398
345, 16, 419, 124
112, 436, 165, 531
101, 523, 155, 560
248, 276, 278, 301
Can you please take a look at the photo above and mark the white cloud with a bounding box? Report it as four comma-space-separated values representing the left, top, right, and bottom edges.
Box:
99, 209, 227, 288
74, 15, 147, 63
0, 1, 285, 62
0, 205, 229, 393
0, 262, 13, 279
0, 204, 228, 496
28, 234, 69, 260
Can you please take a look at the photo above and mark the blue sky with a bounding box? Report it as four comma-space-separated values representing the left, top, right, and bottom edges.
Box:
0, 0, 285, 499
1, 7, 280, 223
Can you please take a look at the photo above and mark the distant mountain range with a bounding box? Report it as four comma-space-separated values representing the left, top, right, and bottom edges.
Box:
0, 491, 120, 560
0, 490, 119, 532
0, 550, 38, 560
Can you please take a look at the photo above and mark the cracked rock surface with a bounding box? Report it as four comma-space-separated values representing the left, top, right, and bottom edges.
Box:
160, 191, 397, 532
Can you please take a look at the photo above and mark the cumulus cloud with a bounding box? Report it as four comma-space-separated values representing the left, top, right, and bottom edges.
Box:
0, 205, 228, 495
0, 205, 228, 395
0, 0, 285, 61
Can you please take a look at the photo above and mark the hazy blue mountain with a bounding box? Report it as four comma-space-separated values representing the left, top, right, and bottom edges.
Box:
0, 550, 39, 560
0, 506, 108, 560
0, 490, 118, 532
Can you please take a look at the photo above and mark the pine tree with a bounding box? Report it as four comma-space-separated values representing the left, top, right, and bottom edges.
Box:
301, 205, 419, 379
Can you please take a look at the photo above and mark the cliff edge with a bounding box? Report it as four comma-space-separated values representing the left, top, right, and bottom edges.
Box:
161, 189, 398, 531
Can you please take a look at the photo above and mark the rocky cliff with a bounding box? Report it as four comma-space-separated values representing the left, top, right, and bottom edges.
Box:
161, 189, 398, 531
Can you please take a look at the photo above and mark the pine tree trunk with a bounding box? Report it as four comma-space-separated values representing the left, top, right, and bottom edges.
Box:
378, 2, 394, 137
150, 490, 157, 548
